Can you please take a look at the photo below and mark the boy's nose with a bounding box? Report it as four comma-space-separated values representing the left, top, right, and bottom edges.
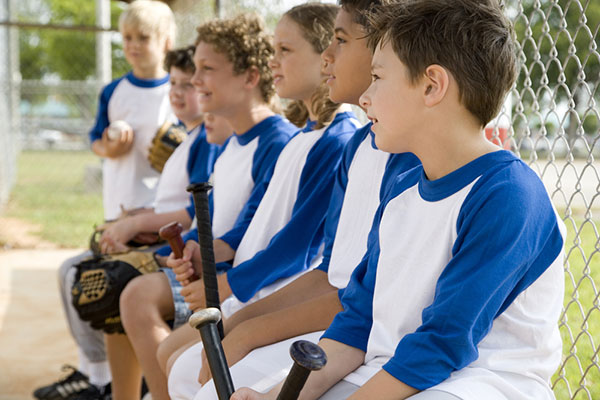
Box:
359, 91, 371, 109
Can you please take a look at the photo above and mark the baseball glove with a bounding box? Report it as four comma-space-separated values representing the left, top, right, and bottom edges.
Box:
148, 121, 187, 172
71, 251, 160, 334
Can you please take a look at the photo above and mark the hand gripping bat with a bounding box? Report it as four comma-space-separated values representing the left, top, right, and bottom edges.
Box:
159, 221, 200, 282
189, 308, 327, 400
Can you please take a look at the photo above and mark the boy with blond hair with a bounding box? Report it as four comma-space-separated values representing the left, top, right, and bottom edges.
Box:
34, 2, 176, 399
234, 1, 565, 399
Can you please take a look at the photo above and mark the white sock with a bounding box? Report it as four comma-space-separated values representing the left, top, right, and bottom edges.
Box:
77, 349, 91, 377
87, 361, 112, 387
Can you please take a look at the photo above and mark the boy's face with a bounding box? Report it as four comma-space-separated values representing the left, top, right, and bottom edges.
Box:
204, 113, 234, 145
122, 24, 167, 72
191, 42, 247, 116
169, 67, 202, 126
360, 40, 424, 153
321, 9, 373, 105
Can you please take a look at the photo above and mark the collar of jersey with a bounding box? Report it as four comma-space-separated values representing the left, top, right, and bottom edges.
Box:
234, 115, 283, 145
418, 150, 517, 201
126, 71, 170, 88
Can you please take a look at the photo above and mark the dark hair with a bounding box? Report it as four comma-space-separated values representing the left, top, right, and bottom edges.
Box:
283, 3, 340, 129
195, 13, 275, 103
164, 45, 195, 73
365, 0, 517, 126
339, 0, 387, 27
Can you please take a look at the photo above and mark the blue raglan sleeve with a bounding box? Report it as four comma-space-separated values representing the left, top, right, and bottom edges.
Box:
227, 130, 353, 302
315, 127, 367, 274
185, 129, 221, 219
217, 132, 291, 251
88, 79, 121, 144
382, 165, 565, 389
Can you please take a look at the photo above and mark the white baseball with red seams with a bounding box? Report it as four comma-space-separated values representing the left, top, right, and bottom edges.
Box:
107, 120, 131, 140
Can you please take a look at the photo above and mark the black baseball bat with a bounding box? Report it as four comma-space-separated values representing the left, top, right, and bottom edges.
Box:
277, 340, 327, 400
189, 308, 235, 400
187, 182, 224, 338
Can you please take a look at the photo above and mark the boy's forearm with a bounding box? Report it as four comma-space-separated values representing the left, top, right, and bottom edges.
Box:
234, 290, 343, 353
348, 370, 419, 400
131, 209, 192, 233
213, 238, 236, 264
293, 338, 365, 400
226, 270, 335, 331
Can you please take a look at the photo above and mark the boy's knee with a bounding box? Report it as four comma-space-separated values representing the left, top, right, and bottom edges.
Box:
120, 272, 173, 325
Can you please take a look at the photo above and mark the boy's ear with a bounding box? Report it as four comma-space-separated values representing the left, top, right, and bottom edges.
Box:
422, 65, 449, 107
243, 66, 261, 90
164, 36, 172, 52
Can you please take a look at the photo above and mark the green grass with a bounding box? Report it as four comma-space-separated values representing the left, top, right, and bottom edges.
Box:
3, 151, 600, 399
553, 216, 600, 400
4, 150, 103, 248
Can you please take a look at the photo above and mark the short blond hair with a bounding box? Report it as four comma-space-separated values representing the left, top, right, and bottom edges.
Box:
119, 0, 176, 47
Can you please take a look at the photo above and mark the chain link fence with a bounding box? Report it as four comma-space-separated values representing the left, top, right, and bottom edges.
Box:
0, 0, 598, 398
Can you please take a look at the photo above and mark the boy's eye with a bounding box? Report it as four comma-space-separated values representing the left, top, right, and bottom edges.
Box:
335, 36, 346, 44
280, 46, 290, 53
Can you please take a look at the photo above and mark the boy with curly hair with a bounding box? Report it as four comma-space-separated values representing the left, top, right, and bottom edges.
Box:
112, 13, 297, 400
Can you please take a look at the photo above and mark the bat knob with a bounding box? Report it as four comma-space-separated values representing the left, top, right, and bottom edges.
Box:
289, 340, 327, 371
186, 182, 212, 194
159, 221, 183, 240
189, 307, 222, 330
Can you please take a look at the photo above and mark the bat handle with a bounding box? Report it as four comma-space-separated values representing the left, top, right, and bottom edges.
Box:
276, 340, 327, 400
189, 308, 235, 400
158, 221, 200, 282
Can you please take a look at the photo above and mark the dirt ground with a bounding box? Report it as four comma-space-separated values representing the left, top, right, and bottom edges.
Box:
0, 218, 82, 399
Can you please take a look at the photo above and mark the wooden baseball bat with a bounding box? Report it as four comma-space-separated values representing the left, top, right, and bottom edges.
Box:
158, 221, 201, 282
187, 182, 224, 338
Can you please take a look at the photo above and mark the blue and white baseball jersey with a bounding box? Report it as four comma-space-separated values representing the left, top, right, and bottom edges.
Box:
155, 115, 295, 258
225, 110, 358, 306
316, 123, 420, 289
153, 123, 220, 214
89, 71, 174, 220
323, 150, 565, 400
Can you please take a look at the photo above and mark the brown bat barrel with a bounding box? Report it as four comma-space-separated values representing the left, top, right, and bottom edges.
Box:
159, 221, 200, 282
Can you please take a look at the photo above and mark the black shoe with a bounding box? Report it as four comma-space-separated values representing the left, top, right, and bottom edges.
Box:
70, 382, 111, 400
33, 365, 91, 400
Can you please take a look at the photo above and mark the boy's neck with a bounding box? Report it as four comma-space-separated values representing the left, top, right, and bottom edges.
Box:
415, 113, 500, 181
182, 116, 204, 131
131, 65, 168, 80
228, 100, 275, 135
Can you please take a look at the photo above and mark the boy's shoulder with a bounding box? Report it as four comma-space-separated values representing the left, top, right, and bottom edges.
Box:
254, 115, 297, 145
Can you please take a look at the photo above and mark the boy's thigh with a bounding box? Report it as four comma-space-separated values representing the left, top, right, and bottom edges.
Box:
318, 381, 360, 399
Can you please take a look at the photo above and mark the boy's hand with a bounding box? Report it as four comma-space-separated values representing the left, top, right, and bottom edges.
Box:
102, 126, 134, 158
99, 217, 137, 248
230, 388, 275, 400
98, 233, 130, 254
197, 326, 251, 385
180, 279, 206, 311
166, 240, 203, 285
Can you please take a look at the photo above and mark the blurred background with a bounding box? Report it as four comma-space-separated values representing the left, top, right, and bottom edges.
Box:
0, 0, 598, 399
